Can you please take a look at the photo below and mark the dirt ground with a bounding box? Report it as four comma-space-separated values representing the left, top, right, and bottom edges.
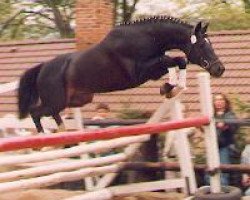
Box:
0, 189, 82, 200
0, 189, 250, 200
0, 189, 185, 200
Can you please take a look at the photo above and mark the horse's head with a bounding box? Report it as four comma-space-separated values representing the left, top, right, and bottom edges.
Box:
187, 22, 225, 77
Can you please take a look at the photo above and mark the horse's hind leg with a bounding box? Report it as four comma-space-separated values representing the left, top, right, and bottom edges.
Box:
38, 76, 67, 133
52, 114, 65, 132
30, 105, 53, 133
30, 113, 43, 133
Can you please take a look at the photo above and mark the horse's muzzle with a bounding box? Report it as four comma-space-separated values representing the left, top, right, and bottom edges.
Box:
209, 60, 225, 77
210, 66, 225, 77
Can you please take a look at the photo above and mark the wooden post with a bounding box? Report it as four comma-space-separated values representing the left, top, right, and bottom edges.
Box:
198, 73, 221, 193
171, 99, 197, 194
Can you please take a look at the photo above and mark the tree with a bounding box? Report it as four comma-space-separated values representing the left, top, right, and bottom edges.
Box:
1, 0, 139, 40
24, 0, 75, 38
0, 0, 75, 40
0, 1, 12, 22
242, 0, 250, 13
197, 1, 250, 31
0, 1, 25, 40
133, 0, 250, 31
114, 0, 139, 24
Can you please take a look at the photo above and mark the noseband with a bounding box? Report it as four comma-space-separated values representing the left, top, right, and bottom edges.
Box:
201, 58, 221, 71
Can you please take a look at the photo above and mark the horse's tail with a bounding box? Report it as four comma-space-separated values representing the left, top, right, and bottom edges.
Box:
18, 63, 43, 119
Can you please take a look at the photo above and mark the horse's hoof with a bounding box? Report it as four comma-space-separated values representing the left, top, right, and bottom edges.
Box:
165, 92, 173, 99
160, 86, 166, 95
160, 83, 175, 95
32, 148, 42, 151
57, 124, 66, 133
165, 86, 183, 99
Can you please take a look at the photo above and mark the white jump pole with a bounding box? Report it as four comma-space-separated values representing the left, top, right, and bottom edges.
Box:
73, 108, 84, 130
0, 81, 18, 93
0, 153, 127, 182
73, 107, 95, 191
0, 164, 121, 193
198, 73, 221, 193
171, 99, 197, 194
0, 136, 149, 166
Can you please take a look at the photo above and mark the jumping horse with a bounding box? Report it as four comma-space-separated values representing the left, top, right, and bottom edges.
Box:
18, 16, 225, 133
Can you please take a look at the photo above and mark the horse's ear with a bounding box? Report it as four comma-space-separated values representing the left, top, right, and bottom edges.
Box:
201, 22, 209, 34
194, 21, 202, 36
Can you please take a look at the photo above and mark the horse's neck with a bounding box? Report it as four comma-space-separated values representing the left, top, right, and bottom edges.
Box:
152, 24, 191, 53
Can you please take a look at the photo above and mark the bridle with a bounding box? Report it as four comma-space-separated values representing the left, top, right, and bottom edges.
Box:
201, 58, 221, 71
186, 36, 220, 71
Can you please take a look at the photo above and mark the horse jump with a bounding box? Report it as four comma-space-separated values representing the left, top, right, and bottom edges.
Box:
0, 64, 188, 192
0, 73, 222, 200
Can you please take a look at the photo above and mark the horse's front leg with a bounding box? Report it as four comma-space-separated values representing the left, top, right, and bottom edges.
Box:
136, 57, 169, 85
160, 56, 187, 98
136, 55, 187, 97
172, 56, 187, 89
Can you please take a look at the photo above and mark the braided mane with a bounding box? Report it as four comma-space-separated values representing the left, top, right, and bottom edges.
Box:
119, 16, 193, 29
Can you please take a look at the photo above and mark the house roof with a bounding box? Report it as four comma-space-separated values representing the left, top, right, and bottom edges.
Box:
0, 30, 249, 119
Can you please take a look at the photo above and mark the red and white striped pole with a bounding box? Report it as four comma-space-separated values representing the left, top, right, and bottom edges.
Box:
0, 116, 209, 152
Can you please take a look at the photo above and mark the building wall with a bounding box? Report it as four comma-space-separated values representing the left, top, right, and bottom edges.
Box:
75, 0, 114, 50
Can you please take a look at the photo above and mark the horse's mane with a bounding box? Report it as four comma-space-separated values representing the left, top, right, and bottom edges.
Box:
118, 16, 193, 29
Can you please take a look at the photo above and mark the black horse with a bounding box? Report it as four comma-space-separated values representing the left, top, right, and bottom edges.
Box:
18, 16, 225, 133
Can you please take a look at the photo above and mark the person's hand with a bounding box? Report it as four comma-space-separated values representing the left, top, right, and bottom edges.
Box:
216, 122, 228, 130
216, 122, 225, 128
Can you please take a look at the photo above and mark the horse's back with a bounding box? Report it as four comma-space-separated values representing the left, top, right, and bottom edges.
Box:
38, 53, 72, 81
102, 26, 160, 60
36, 53, 72, 108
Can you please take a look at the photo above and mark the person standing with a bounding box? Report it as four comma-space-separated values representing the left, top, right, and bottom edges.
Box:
213, 93, 239, 185
241, 144, 250, 196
